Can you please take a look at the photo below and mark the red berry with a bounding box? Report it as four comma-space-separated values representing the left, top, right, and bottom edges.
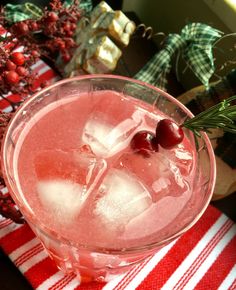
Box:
62, 52, 71, 62
58, 41, 65, 50
65, 38, 75, 48
5, 60, 16, 71
10, 52, 25, 66
70, 23, 77, 31
14, 22, 29, 36
5, 71, 20, 85
63, 23, 71, 32
156, 119, 184, 149
30, 21, 39, 31
46, 12, 59, 23
31, 50, 40, 58
16, 66, 28, 76
131, 131, 158, 156
70, 18, 77, 24
66, 30, 73, 37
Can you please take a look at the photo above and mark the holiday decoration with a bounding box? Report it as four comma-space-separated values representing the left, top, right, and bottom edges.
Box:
4, 2, 43, 24
0, 0, 88, 114
0, 0, 87, 75
0, 31, 41, 111
135, 23, 224, 90
63, 1, 136, 76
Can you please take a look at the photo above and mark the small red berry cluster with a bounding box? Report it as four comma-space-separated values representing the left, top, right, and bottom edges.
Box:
131, 119, 184, 155
0, 44, 40, 111
0, 113, 24, 223
4, 52, 26, 85
6, 0, 81, 64
0, 0, 83, 110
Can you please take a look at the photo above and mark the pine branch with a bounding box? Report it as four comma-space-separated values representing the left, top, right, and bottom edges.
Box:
182, 95, 236, 135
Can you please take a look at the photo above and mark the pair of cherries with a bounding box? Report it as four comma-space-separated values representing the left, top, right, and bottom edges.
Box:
131, 119, 184, 155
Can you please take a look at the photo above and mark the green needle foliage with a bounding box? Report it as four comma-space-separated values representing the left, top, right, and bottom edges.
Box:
183, 95, 236, 136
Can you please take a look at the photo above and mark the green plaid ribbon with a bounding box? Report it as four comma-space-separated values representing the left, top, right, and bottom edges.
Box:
4, 0, 93, 24
65, 0, 93, 13
135, 23, 223, 90
4, 3, 43, 23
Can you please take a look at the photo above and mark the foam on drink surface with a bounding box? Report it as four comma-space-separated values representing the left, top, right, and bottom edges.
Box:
16, 90, 198, 248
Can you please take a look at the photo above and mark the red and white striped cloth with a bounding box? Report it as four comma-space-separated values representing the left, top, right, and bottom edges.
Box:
0, 205, 236, 290
0, 37, 236, 289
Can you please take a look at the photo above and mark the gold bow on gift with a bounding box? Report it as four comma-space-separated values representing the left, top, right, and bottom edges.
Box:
63, 1, 136, 76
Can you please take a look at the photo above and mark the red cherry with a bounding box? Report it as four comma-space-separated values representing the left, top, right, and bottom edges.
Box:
131, 131, 158, 156
156, 119, 184, 149
46, 12, 59, 23
10, 52, 25, 66
16, 66, 28, 76
5, 71, 20, 85
5, 60, 16, 71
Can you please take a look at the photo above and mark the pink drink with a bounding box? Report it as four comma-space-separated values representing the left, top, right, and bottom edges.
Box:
2, 76, 216, 282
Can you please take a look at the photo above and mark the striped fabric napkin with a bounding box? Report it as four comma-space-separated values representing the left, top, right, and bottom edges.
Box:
0, 205, 235, 289
0, 40, 236, 290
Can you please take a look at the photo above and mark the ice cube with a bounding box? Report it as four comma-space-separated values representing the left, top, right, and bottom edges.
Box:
175, 146, 194, 175
82, 119, 113, 157
35, 147, 108, 222
94, 169, 152, 228
121, 189, 192, 240
117, 151, 189, 201
82, 111, 146, 158
37, 179, 85, 220
34, 147, 107, 190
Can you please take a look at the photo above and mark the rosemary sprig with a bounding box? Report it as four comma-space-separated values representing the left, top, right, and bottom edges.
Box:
182, 95, 236, 136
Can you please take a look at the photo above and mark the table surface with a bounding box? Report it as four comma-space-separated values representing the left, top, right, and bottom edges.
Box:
0, 12, 236, 290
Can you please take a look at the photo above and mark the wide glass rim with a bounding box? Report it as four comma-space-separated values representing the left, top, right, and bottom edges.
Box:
1, 74, 216, 254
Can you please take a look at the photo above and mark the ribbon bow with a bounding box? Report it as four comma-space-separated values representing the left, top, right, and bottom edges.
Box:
4, 3, 43, 24
135, 23, 223, 90
4, 0, 93, 24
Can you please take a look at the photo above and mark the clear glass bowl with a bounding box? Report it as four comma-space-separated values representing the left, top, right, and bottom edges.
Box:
1, 75, 216, 283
